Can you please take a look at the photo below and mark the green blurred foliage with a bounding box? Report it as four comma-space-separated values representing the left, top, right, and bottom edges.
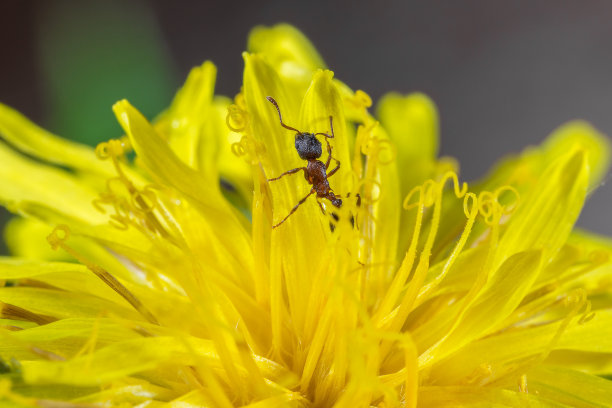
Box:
37, 0, 177, 145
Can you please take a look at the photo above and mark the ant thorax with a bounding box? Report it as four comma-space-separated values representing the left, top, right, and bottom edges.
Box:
295, 133, 322, 160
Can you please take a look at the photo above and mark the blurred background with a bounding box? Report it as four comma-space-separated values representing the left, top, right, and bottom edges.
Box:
2, 0, 612, 254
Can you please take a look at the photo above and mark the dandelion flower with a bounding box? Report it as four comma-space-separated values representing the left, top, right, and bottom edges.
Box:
1, 23, 612, 407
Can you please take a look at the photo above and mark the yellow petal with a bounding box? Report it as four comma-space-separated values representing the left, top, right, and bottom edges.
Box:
248, 23, 326, 82
157, 62, 252, 209
0, 142, 106, 225
527, 365, 612, 408
0, 103, 113, 176
496, 149, 589, 267
20, 336, 216, 386
112, 99, 253, 274
3, 217, 69, 261
417, 250, 542, 368
156, 61, 216, 169
377, 92, 438, 162
243, 52, 301, 175
542, 120, 611, 190
0, 286, 141, 322
113, 100, 214, 202
0, 258, 195, 330
0, 258, 122, 302
429, 310, 612, 385
212, 96, 253, 209
1, 318, 141, 360
376, 93, 440, 261
418, 386, 565, 407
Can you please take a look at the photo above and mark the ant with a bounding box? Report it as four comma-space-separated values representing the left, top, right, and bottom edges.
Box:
266, 96, 343, 228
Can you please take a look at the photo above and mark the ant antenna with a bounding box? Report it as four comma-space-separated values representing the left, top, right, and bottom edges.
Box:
266, 96, 302, 133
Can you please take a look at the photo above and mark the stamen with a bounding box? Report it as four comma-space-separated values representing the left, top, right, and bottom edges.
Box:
47, 225, 159, 325
94, 139, 180, 246
378, 173, 468, 328
344, 90, 373, 127
361, 129, 398, 166
227, 96, 266, 166
354, 90, 373, 108
226, 103, 249, 133
231, 134, 263, 165
416, 191, 478, 304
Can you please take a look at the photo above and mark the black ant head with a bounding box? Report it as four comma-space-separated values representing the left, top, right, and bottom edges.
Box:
295, 133, 322, 160
331, 197, 342, 208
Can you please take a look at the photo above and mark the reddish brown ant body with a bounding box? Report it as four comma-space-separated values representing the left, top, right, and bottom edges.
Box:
266, 96, 342, 228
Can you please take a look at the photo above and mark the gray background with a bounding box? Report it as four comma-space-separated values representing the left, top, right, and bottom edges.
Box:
2, 0, 612, 254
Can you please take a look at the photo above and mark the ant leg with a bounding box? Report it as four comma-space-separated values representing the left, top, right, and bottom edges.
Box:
316, 117, 338, 169
327, 159, 341, 178
315, 116, 335, 139
273, 190, 314, 228
268, 167, 307, 182
324, 137, 333, 168
321, 133, 340, 171
266, 97, 302, 133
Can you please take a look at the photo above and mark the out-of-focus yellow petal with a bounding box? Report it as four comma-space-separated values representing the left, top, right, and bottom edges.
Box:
377, 92, 438, 163
243, 53, 300, 174
417, 250, 542, 367
70, 379, 177, 406
429, 310, 612, 385
114, 100, 215, 203
418, 386, 565, 407
3, 219, 140, 287
3, 217, 68, 261
556, 309, 612, 352
569, 228, 612, 252
544, 350, 612, 375
542, 120, 611, 190
0, 103, 113, 176
0, 258, 195, 330
433, 120, 609, 264
527, 365, 612, 408
248, 23, 326, 85
213, 96, 253, 209
113, 99, 253, 273
496, 149, 588, 268
0, 287, 141, 321
356, 120, 401, 297
156, 61, 216, 169
1, 318, 142, 360
376, 93, 447, 262
19, 336, 216, 386
0, 258, 123, 302
156, 61, 252, 208
18, 334, 291, 392
0, 142, 105, 225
